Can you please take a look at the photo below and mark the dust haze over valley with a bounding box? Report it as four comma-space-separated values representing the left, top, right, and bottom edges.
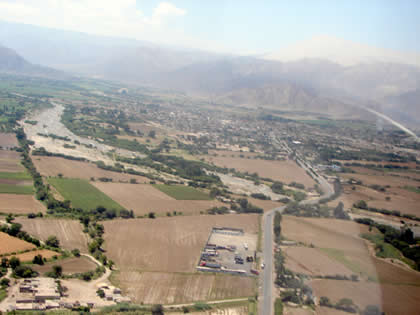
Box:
0, 2, 420, 315
1, 19, 420, 129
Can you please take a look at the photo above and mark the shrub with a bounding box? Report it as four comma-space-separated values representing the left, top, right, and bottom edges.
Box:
97, 289, 105, 298
46, 235, 60, 248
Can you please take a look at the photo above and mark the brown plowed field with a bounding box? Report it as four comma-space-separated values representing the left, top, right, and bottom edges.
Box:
282, 216, 379, 279
311, 280, 382, 310
0, 179, 31, 185
380, 284, 420, 315
328, 185, 382, 210
282, 216, 368, 252
338, 171, 420, 216
93, 182, 224, 216
0, 150, 24, 172
202, 154, 315, 187
7, 249, 58, 262
32, 156, 149, 183
102, 214, 259, 272
283, 247, 353, 277
283, 307, 314, 315
0, 232, 36, 255
0, 133, 18, 148
116, 271, 255, 304
283, 217, 420, 315
341, 172, 419, 188
316, 306, 358, 315
0, 194, 45, 214
33, 256, 97, 275
15, 218, 89, 252
311, 280, 420, 315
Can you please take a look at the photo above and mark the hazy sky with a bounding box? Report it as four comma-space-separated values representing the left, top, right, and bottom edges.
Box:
0, 0, 419, 54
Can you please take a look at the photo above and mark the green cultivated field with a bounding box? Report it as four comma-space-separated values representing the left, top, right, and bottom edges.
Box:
0, 183, 33, 194
153, 184, 212, 200
361, 233, 401, 259
48, 178, 124, 211
0, 171, 32, 180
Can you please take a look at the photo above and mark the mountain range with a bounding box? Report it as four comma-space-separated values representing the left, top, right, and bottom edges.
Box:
0, 21, 419, 126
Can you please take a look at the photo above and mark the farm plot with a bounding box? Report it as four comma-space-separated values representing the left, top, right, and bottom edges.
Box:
93, 182, 223, 216
153, 184, 212, 200
282, 247, 354, 277
115, 271, 255, 304
283, 307, 314, 315
339, 172, 420, 216
0, 133, 18, 148
281, 216, 377, 278
102, 214, 259, 272
0, 194, 45, 214
33, 256, 97, 275
48, 178, 124, 211
0, 150, 24, 172
0, 150, 34, 195
310, 280, 382, 312
7, 249, 58, 262
328, 185, 383, 210
15, 218, 89, 252
0, 183, 33, 194
283, 216, 420, 314
0, 231, 36, 255
380, 284, 420, 315
32, 156, 149, 183
203, 154, 315, 187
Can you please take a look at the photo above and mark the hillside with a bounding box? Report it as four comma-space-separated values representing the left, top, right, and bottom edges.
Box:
0, 44, 64, 78
0, 22, 419, 124
0, 45, 31, 71
263, 35, 420, 67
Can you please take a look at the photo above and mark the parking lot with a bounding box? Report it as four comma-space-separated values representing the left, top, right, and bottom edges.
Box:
197, 227, 258, 276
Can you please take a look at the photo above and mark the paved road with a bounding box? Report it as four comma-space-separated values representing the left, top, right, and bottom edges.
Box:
260, 159, 334, 315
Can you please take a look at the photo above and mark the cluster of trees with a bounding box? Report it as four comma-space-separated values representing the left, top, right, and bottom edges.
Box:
0, 92, 48, 131
117, 153, 220, 186
319, 145, 415, 163
355, 218, 419, 270
319, 297, 358, 313
206, 206, 229, 215
273, 212, 282, 243
284, 202, 330, 218
37, 133, 71, 141
45, 265, 63, 278
289, 182, 305, 190
232, 198, 263, 214
32, 146, 87, 161
316, 274, 358, 281
343, 161, 411, 171
271, 182, 284, 194
353, 200, 420, 222
95, 160, 162, 183
1, 256, 37, 278
83, 219, 113, 270
320, 296, 383, 314
333, 202, 350, 220
62, 105, 149, 154
250, 193, 271, 200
